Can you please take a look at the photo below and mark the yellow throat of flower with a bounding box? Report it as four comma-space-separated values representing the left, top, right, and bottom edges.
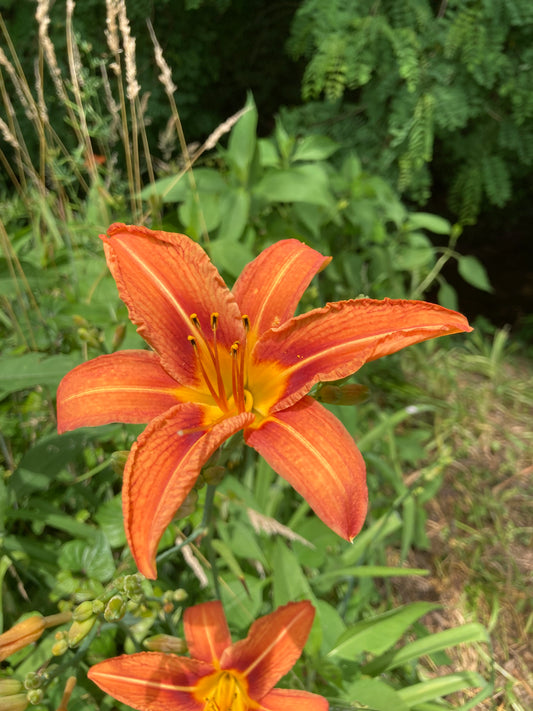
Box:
186, 312, 286, 422
194, 669, 255, 711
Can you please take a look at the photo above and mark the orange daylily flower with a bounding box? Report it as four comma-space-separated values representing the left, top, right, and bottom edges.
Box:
57, 224, 472, 578
88, 599, 328, 710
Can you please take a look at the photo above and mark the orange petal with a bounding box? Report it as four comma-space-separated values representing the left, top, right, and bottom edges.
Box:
88, 652, 208, 710
103, 224, 244, 386
123, 403, 254, 578
57, 351, 181, 433
221, 601, 314, 699
184, 601, 231, 665
245, 397, 367, 541
258, 688, 329, 711
231, 239, 330, 339
252, 298, 472, 411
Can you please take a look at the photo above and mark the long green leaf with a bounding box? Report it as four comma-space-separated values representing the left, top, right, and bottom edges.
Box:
398, 672, 487, 705
363, 623, 489, 675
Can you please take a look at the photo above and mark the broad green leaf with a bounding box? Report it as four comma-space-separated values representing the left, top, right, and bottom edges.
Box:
58, 532, 115, 582
292, 134, 339, 162
437, 281, 458, 311
253, 164, 335, 207
363, 623, 490, 676
328, 602, 440, 659
220, 574, 267, 630
271, 539, 314, 608
217, 188, 250, 242
398, 672, 487, 705
0, 352, 81, 399
95, 495, 126, 548
345, 678, 409, 711
226, 95, 258, 184
208, 239, 255, 279
8, 502, 100, 541
140, 169, 227, 203
406, 212, 451, 234
257, 137, 280, 167
316, 600, 346, 655
394, 233, 434, 270
457, 255, 493, 292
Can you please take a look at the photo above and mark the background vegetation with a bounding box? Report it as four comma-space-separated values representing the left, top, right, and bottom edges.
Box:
0, 1, 531, 709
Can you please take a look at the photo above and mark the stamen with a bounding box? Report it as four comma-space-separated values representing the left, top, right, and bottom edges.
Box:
231, 341, 245, 412
241, 314, 250, 331
210, 312, 226, 405
190, 313, 201, 329
188, 335, 228, 412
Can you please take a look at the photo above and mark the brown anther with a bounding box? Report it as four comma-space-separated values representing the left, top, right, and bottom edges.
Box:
188, 335, 197, 347
189, 313, 201, 328
210, 312, 219, 329
231, 342, 240, 356
242, 315, 250, 331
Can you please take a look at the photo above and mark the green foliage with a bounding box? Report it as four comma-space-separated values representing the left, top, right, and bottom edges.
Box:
142, 96, 488, 304
287, 0, 533, 222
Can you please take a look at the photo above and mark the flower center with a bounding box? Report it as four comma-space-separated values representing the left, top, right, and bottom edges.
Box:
188, 313, 252, 416
194, 669, 254, 711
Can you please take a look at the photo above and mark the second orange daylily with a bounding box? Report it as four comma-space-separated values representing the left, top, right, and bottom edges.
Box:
88, 600, 328, 710
57, 224, 472, 578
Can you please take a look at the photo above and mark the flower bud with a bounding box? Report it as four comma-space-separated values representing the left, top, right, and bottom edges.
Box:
0, 681, 23, 697
91, 600, 104, 616
0, 615, 45, 662
104, 595, 127, 622
0, 694, 28, 710
172, 588, 188, 603
22, 674, 40, 691
67, 617, 96, 648
317, 383, 369, 406
143, 634, 187, 653
51, 638, 69, 657
110, 451, 129, 476
123, 574, 143, 599
72, 601, 94, 622
112, 323, 127, 350
202, 465, 226, 486
25, 688, 43, 705
174, 490, 198, 519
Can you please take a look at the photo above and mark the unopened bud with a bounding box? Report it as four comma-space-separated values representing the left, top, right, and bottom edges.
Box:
0, 693, 28, 710
123, 574, 143, 599
110, 451, 129, 476
112, 323, 127, 350
202, 465, 226, 486
51, 638, 69, 657
92, 600, 105, 616
0, 615, 45, 662
317, 383, 369, 406
72, 601, 94, 622
26, 688, 43, 705
104, 595, 127, 622
174, 490, 198, 519
172, 588, 188, 603
0, 681, 23, 696
143, 634, 187, 653
22, 674, 40, 691
67, 617, 96, 648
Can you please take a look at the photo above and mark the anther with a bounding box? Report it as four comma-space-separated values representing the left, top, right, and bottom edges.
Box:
188, 335, 197, 347
189, 313, 201, 329
211, 312, 219, 330
242, 314, 250, 331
